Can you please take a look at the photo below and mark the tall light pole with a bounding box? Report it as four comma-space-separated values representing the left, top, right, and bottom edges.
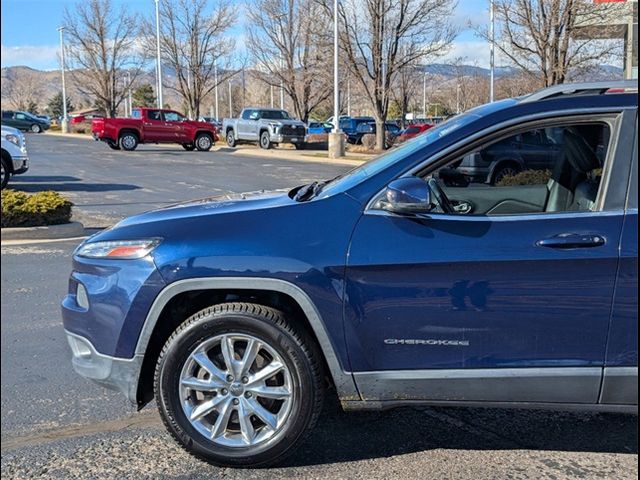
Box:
422, 70, 427, 118
126, 71, 132, 116
228, 80, 233, 117
154, 0, 164, 109
280, 58, 285, 109
489, 0, 495, 102
214, 60, 219, 120
328, 0, 344, 158
58, 26, 69, 133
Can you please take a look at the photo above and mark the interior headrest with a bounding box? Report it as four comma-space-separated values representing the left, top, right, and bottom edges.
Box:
562, 128, 601, 174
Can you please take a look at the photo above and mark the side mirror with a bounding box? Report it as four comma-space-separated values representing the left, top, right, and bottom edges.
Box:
379, 177, 432, 214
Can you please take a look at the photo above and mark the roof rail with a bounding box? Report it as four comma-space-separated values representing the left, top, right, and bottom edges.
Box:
520, 80, 638, 103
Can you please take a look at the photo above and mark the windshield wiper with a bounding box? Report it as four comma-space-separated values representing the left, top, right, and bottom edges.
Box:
292, 173, 346, 202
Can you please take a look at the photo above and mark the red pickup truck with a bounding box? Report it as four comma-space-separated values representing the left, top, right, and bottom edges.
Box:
92, 108, 218, 152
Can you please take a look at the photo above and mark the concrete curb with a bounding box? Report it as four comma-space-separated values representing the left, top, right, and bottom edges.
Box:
1, 221, 85, 241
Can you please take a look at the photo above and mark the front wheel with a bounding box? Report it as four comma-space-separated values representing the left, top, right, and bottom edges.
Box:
226, 131, 236, 148
491, 163, 521, 185
259, 131, 272, 150
155, 302, 324, 468
293, 142, 305, 150
30, 124, 42, 133
1, 158, 9, 189
195, 133, 213, 152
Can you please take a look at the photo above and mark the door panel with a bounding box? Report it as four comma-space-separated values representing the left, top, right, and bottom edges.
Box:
142, 110, 166, 142
344, 211, 623, 378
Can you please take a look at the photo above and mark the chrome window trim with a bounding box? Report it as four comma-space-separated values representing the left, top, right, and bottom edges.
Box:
365, 107, 632, 216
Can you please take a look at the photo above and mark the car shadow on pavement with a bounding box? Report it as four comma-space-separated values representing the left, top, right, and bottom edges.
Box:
10, 182, 141, 193
15, 175, 83, 183
287, 400, 637, 466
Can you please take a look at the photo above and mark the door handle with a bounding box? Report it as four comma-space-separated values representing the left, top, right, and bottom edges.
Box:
536, 233, 606, 249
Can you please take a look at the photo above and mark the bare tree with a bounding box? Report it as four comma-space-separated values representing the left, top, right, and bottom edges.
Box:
479, 0, 622, 87
246, 0, 332, 122
144, 0, 237, 119
63, 0, 145, 117
328, 0, 458, 149
392, 62, 422, 127
7, 70, 42, 112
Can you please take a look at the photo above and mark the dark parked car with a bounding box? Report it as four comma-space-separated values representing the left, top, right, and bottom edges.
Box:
346, 121, 401, 145
457, 128, 568, 184
338, 116, 375, 137
62, 81, 638, 468
1, 110, 50, 133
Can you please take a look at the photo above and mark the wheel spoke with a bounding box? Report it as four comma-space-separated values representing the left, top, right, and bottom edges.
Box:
240, 339, 260, 377
250, 385, 291, 400
220, 336, 240, 377
192, 351, 227, 383
181, 376, 224, 392
211, 397, 234, 439
246, 397, 277, 430
246, 360, 284, 386
189, 394, 226, 422
237, 399, 256, 444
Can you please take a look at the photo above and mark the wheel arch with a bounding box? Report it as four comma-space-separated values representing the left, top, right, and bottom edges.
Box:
118, 128, 140, 140
134, 278, 358, 408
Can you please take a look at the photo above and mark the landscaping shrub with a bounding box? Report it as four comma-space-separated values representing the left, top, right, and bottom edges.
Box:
1, 190, 73, 228
496, 169, 552, 186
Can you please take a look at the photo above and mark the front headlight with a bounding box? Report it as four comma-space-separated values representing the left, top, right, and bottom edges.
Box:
5, 134, 21, 146
75, 239, 161, 259
269, 122, 281, 131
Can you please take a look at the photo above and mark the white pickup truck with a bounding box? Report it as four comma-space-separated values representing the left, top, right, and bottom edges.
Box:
1, 126, 29, 189
222, 108, 307, 149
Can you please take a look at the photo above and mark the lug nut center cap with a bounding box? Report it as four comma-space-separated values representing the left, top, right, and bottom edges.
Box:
229, 383, 244, 396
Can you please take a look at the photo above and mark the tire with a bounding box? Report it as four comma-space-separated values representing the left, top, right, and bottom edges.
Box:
155, 302, 324, 468
107, 141, 121, 150
30, 124, 42, 133
1, 158, 9, 189
182, 143, 196, 151
195, 133, 213, 152
491, 163, 521, 185
259, 131, 272, 150
226, 131, 236, 148
119, 132, 138, 151
293, 142, 305, 150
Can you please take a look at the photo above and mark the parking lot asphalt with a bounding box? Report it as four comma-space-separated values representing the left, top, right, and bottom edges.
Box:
1, 134, 638, 479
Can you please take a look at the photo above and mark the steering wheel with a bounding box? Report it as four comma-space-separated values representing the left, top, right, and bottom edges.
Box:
427, 178, 455, 214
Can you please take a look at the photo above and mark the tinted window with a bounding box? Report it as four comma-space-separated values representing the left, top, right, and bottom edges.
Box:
427, 122, 611, 216
405, 127, 420, 134
260, 110, 290, 120
132, 110, 142, 119
15, 113, 27, 120
2, 111, 12, 119
147, 110, 162, 121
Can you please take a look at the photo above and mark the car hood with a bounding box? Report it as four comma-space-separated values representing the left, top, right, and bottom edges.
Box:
114, 189, 294, 228
1, 126, 21, 136
270, 119, 305, 127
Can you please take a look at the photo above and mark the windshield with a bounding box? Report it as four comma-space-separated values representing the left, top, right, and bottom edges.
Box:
318, 99, 516, 197
261, 110, 290, 120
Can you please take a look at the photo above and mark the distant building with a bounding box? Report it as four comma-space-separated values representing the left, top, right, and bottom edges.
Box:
574, 0, 638, 79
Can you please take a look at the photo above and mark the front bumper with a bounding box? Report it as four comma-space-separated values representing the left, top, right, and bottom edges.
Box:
271, 133, 305, 144
11, 155, 29, 174
66, 330, 142, 404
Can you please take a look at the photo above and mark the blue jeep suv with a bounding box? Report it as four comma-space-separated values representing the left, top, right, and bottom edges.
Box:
62, 81, 638, 467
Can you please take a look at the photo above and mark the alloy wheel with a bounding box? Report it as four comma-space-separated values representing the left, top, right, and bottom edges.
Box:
178, 333, 294, 448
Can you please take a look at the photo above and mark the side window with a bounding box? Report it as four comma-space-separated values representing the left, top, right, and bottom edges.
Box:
241, 109, 254, 120
131, 110, 142, 119
425, 122, 611, 216
16, 113, 26, 120
2, 111, 11, 119
147, 110, 162, 121
163, 111, 183, 122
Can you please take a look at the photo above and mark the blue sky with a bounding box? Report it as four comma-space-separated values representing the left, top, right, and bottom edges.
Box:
1, 0, 491, 71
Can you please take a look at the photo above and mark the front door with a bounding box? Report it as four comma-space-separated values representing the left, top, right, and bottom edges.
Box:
142, 109, 168, 142
345, 115, 627, 404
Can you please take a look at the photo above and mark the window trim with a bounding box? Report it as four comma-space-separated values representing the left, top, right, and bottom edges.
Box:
365, 109, 627, 219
